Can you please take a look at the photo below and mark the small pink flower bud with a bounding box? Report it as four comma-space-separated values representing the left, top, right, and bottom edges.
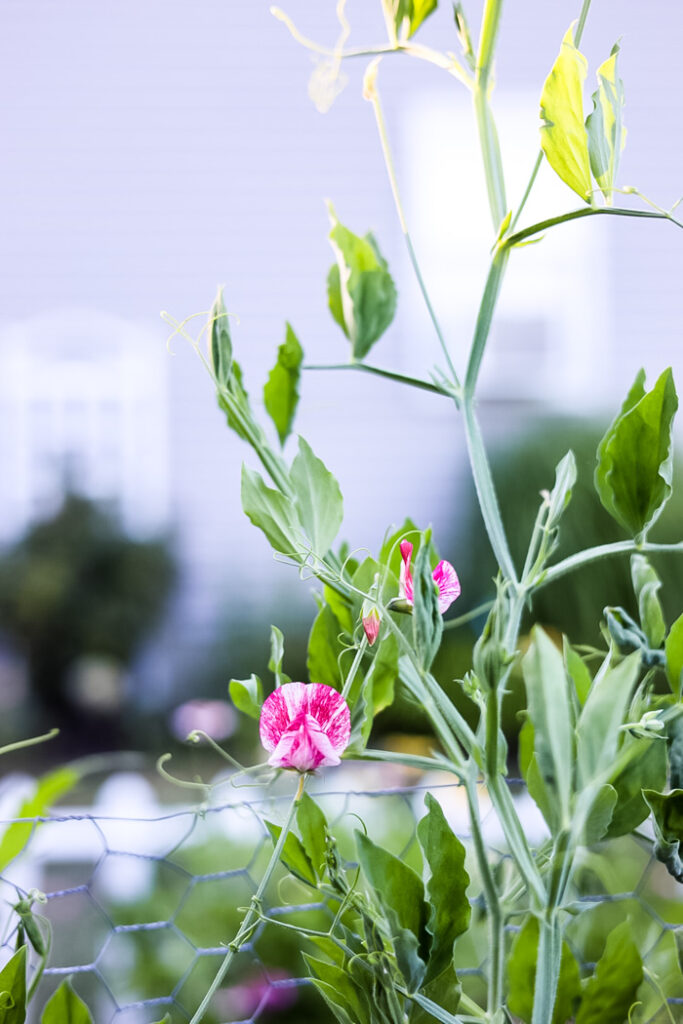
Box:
259, 682, 351, 773
362, 604, 381, 646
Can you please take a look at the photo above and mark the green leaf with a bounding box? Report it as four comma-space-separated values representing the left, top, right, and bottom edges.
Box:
507, 917, 581, 1024
393, 0, 438, 39
575, 651, 641, 788
0, 767, 79, 872
264, 322, 304, 446
666, 612, 683, 699
150, 1018, 171, 1024
290, 437, 344, 556
546, 450, 577, 532
411, 970, 461, 1024
575, 921, 643, 1024
603, 605, 664, 668
265, 820, 317, 887
307, 604, 344, 692
563, 637, 592, 706
356, 831, 428, 953
240, 464, 303, 557
353, 633, 399, 748
605, 735, 666, 838
305, 955, 372, 1024
668, 712, 683, 789
416, 793, 470, 982
519, 717, 558, 832
385, 904, 426, 990
586, 43, 626, 203
0, 946, 26, 1024
583, 784, 617, 844
208, 286, 233, 388
327, 204, 397, 360
217, 361, 252, 443
412, 537, 443, 671
228, 674, 262, 720
643, 788, 683, 880
631, 554, 666, 649
41, 979, 93, 1024
297, 793, 328, 879
268, 625, 291, 688
595, 367, 678, 539
539, 24, 592, 201
522, 627, 574, 826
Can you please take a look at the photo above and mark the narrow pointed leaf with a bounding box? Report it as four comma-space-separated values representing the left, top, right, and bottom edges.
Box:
268, 625, 291, 687
297, 793, 328, 878
264, 322, 303, 446
290, 437, 344, 555
594, 367, 678, 539
540, 24, 592, 201
586, 43, 626, 202
576, 650, 640, 787
208, 286, 233, 388
394, 0, 438, 39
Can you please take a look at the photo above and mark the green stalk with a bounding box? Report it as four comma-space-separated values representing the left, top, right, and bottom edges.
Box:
532, 914, 562, 1024
304, 361, 451, 397
189, 774, 306, 1024
464, 247, 509, 397
506, 205, 683, 249
537, 539, 683, 590
341, 636, 368, 701
474, 0, 507, 229
465, 771, 504, 1014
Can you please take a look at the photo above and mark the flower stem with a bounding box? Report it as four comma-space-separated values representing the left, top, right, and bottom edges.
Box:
341, 636, 368, 701
473, 0, 507, 229
304, 361, 450, 397
188, 774, 306, 1024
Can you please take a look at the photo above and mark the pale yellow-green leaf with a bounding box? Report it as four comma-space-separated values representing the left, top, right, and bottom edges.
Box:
586, 43, 626, 203
540, 24, 592, 201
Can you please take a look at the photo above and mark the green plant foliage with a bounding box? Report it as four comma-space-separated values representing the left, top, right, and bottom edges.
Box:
217, 359, 254, 442
290, 437, 344, 555
392, 0, 438, 39
594, 367, 678, 539
563, 638, 592, 706
264, 322, 304, 446
575, 650, 640, 787
585, 43, 626, 203
0, 766, 79, 872
539, 25, 592, 201
574, 921, 643, 1023
416, 793, 470, 982
297, 793, 328, 878
544, 450, 577, 535
228, 673, 263, 720
643, 788, 683, 881
327, 204, 397, 360
304, 954, 372, 1024
666, 612, 683, 698
269, 624, 291, 687
265, 820, 317, 887
240, 464, 303, 556
355, 831, 428, 956
412, 538, 443, 671
522, 627, 574, 825
307, 604, 344, 691
41, 978, 93, 1024
0, 946, 26, 1024
630, 554, 666, 649
507, 917, 581, 1024
605, 736, 666, 838
208, 285, 233, 388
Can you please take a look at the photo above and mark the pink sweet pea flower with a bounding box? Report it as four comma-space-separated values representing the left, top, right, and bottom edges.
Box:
259, 682, 351, 773
361, 598, 381, 646
399, 539, 461, 614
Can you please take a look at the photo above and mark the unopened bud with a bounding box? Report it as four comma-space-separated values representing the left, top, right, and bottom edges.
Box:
361, 602, 381, 646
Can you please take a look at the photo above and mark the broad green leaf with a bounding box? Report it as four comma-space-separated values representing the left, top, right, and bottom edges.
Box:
290, 437, 344, 555
297, 793, 328, 878
228, 674, 262, 720
268, 625, 291, 687
575, 921, 643, 1024
563, 637, 592, 706
308, 978, 355, 1024
0, 767, 79, 872
631, 554, 666, 649
586, 43, 626, 203
411, 969, 461, 1024
265, 820, 317, 887
666, 612, 683, 699
416, 793, 470, 982
240, 464, 303, 557
208, 286, 232, 388
304, 956, 371, 1024
522, 627, 574, 825
507, 917, 581, 1024
41, 979, 93, 1024
576, 650, 640, 788
0, 946, 26, 1024
393, 0, 438, 39
327, 204, 397, 360
539, 25, 591, 201
583, 784, 617, 844
307, 604, 344, 692
594, 367, 678, 539
356, 831, 428, 953
606, 735, 666, 838
263, 322, 303, 446
412, 538, 442, 671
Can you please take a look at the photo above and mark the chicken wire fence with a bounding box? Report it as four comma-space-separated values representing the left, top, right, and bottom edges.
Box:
1, 778, 683, 1024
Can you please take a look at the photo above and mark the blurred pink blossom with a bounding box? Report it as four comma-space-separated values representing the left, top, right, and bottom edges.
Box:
170, 699, 236, 741
259, 682, 351, 772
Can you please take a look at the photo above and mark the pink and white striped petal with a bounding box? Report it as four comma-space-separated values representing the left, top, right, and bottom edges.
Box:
433, 559, 461, 613
259, 682, 351, 773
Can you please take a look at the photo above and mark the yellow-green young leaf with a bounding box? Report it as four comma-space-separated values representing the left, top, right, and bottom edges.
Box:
290, 437, 344, 555
228, 674, 262, 720
0, 766, 79, 872
594, 367, 678, 539
41, 978, 93, 1024
586, 43, 626, 203
263, 322, 303, 447
393, 0, 438, 39
666, 612, 683, 699
208, 286, 233, 388
327, 204, 397, 360
575, 921, 643, 1024
539, 24, 592, 201
507, 917, 581, 1024
0, 947, 26, 1024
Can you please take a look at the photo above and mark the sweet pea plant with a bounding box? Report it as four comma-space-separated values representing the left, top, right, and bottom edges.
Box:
165, 1, 683, 1022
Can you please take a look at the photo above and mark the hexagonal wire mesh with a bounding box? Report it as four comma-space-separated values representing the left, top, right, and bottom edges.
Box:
1, 780, 683, 1023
